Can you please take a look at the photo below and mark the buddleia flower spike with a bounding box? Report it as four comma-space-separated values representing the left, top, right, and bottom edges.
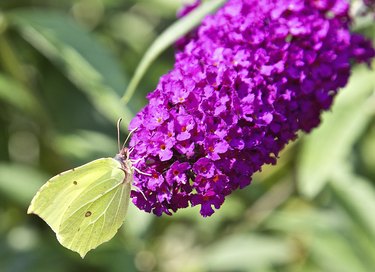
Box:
128, 0, 375, 217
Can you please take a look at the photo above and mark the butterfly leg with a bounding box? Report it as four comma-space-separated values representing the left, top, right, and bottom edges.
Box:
132, 167, 152, 176
130, 157, 143, 164
131, 186, 148, 201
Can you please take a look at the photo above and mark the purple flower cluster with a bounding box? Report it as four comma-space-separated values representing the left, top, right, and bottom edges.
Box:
363, 0, 375, 17
128, 0, 375, 216
364, 0, 375, 9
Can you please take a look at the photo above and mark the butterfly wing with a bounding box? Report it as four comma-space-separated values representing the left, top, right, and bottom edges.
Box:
28, 158, 132, 258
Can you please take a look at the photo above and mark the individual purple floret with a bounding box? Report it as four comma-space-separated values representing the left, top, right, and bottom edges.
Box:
128, 0, 375, 217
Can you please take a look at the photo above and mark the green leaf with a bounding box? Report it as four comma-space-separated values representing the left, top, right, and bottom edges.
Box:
0, 73, 45, 119
7, 10, 133, 126
349, 221, 375, 270
330, 164, 375, 244
51, 130, 117, 161
297, 65, 375, 198
0, 163, 48, 206
265, 205, 375, 271
309, 231, 369, 272
265, 205, 344, 233
121, 0, 226, 104
201, 234, 294, 270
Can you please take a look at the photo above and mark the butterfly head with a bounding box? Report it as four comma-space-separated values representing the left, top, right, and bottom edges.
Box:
115, 147, 130, 162
115, 148, 133, 175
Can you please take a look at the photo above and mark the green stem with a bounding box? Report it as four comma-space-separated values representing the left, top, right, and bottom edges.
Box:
0, 25, 29, 85
120, 0, 226, 104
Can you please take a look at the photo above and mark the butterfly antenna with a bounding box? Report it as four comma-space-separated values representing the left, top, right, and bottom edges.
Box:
117, 118, 122, 153
121, 127, 138, 150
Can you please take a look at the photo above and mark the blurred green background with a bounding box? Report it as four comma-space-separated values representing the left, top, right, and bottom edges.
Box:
0, 0, 375, 271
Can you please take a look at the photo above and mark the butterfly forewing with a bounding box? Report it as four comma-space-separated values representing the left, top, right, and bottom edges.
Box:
28, 157, 132, 258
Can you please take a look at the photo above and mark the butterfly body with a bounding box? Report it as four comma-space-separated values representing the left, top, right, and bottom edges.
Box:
28, 151, 133, 258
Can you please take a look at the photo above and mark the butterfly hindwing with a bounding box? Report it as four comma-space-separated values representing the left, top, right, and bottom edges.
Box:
28, 158, 132, 258
58, 167, 130, 257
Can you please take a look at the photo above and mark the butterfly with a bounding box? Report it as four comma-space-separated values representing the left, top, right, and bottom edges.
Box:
28, 119, 140, 258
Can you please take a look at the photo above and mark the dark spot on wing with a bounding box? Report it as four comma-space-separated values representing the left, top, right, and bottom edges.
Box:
73, 181, 78, 185
85, 211, 92, 217
72, 168, 76, 171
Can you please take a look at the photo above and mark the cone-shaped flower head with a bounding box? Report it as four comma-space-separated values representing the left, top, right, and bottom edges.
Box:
129, 0, 375, 216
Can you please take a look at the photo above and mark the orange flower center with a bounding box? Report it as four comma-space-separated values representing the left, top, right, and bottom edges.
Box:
203, 195, 210, 201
